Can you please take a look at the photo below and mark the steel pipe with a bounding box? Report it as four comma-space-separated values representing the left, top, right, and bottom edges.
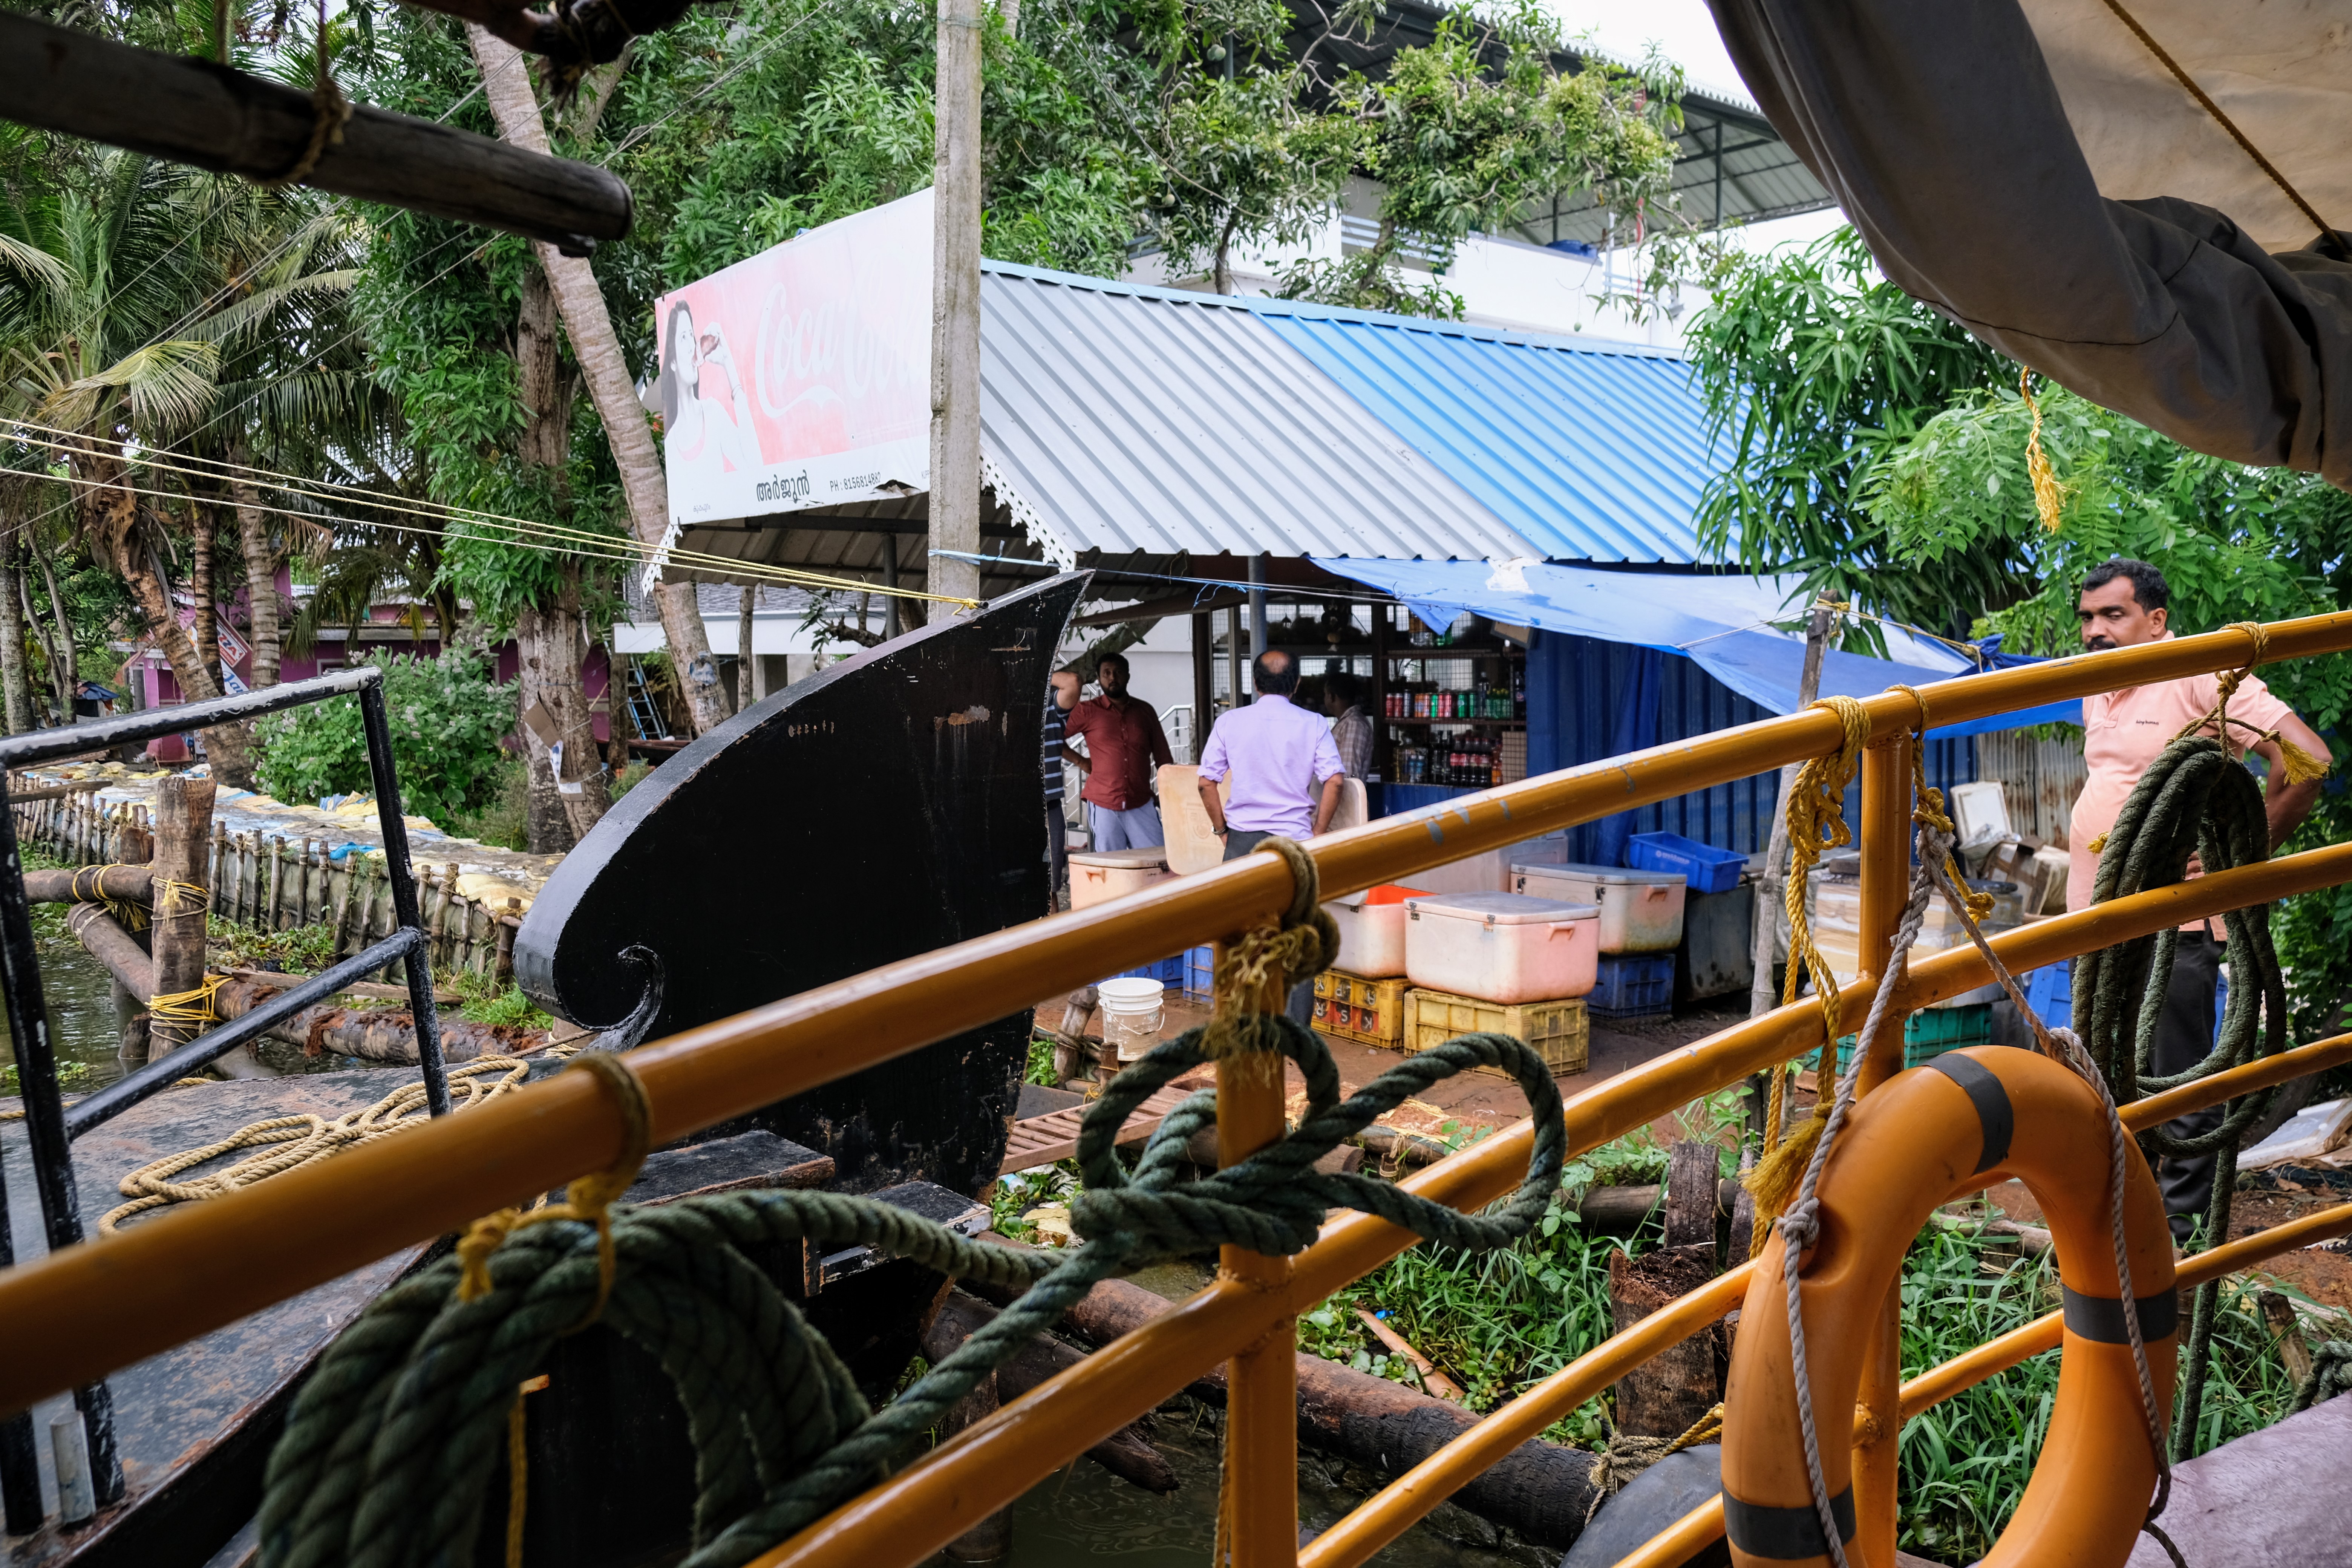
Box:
747, 844, 2352, 1568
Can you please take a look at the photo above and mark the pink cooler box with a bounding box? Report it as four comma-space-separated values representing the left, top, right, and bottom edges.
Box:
1403, 891, 1600, 1004
1326, 884, 1432, 978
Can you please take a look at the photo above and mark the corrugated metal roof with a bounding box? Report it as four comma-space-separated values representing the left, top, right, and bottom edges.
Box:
978, 264, 1542, 567
1256, 310, 1720, 563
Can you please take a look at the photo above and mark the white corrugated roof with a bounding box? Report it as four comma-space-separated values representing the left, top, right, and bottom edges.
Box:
978, 264, 1543, 568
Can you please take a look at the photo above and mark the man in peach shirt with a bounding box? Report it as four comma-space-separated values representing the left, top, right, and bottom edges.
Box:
2066, 560, 2326, 1240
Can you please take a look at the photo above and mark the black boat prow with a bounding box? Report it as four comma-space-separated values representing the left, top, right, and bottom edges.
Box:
516, 571, 1089, 1196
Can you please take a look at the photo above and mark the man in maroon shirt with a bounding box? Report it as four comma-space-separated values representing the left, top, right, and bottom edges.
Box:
1061, 652, 1173, 851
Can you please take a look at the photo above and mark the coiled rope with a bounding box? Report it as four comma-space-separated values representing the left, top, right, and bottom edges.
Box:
2076, 621, 2324, 1456
258, 839, 1566, 1568
104, 1058, 532, 1235
1763, 692, 2179, 1568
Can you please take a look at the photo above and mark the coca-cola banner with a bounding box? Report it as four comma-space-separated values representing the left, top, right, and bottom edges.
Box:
652, 188, 931, 533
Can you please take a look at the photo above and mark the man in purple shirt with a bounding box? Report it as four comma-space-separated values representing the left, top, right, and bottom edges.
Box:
1197, 649, 1345, 1022
1197, 649, 1346, 851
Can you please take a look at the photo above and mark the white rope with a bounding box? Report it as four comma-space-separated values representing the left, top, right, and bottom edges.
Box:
1776, 811, 2179, 1568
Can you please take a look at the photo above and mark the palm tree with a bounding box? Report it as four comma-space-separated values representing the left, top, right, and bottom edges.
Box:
0, 140, 361, 780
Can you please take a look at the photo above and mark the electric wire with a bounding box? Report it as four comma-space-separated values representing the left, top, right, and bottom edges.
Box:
1, 416, 969, 604
0, 461, 963, 605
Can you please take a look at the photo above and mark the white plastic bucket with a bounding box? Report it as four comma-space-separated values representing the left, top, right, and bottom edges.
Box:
1097, 976, 1167, 1060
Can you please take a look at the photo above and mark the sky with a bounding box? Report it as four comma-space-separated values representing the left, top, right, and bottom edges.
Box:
1541, 0, 1751, 102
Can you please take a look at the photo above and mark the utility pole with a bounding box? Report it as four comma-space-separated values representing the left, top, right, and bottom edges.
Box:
1248, 553, 1268, 661
926, 0, 983, 620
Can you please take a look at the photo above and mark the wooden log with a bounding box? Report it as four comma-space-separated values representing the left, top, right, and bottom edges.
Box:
969, 1263, 1600, 1547
21, 866, 151, 905
3, 782, 104, 804
923, 1289, 1177, 1494
934, 1370, 1011, 1563
1607, 1244, 1722, 1438
209, 822, 227, 910
148, 776, 217, 1055
2257, 1290, 2314, 1386
209, 975, 544, 1063
495, 898, 521, 982
64, 905, 156, 999
0, 12, 632, 251
1666, 1141, 1720, 1251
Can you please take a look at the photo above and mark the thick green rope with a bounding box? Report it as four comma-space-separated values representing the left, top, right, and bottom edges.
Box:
257, 1017, 1565, 1568
2291, 1341, 2352, 1413
2074, 735, 2293, 1458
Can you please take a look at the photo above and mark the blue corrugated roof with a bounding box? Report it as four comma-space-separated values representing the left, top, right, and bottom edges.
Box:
1257, 312, 1720, 564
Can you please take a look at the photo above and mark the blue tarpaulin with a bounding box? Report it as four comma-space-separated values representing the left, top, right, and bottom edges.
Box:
1311, 557, 2080, 737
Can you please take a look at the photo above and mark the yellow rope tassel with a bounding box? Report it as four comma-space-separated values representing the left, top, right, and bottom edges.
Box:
1743, 694, 1872, 1255
2020, 369, 2066, 533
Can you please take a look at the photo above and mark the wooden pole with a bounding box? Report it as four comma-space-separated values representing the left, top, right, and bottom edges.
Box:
1850, 730, 1914, 1567
147, 776, 216, 1056
737, 587, 757, 713
496, 898, 521, 983
265, 836, 286, 933
0, 12, 632, 252
327, 854, 352, 957
924, 0, 983, 621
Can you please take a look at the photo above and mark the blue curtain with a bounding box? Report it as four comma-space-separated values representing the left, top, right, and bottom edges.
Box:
1592, 646, 1663, 867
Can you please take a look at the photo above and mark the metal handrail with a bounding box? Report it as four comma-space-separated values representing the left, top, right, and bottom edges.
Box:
0, 616, 2348, 1560
0, 667, 449, 1522
749, 845, 2352, 1568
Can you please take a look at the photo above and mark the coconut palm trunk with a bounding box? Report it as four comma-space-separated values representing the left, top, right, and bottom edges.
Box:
66, 440, 254, 781
466, 24, 729, 741
227, 441, 282, 687
513, 262, 611, 847
0, 551, 32, 734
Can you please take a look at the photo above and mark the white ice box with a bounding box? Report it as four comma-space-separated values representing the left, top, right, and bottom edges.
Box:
1326, 884, 1430, 978
1511, 862, 1686, 954
1403, 891, 1600, 1004
1068, 847, 1173, 910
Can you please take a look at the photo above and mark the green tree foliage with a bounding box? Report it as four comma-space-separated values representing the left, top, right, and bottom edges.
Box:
1685, 226, 2011, 639
623, 0, 1151, 287
1862, 378, 2352, 1034
1138, 0, 1361, 296
1277, 3, 1684, 318
253, 650, 519, 824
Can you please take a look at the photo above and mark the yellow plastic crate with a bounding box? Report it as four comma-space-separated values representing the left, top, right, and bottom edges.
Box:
1312, 970, 1409, 1047
1404, 987, 1590, 1081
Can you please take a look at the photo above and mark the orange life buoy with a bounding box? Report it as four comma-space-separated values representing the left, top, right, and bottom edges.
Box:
1721, 1046, 2177, 1567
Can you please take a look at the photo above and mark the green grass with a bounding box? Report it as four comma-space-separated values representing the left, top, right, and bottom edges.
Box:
208, 916, 340, 974
447, 966, 553, 1031
1024, 1035, 1060, 1087
1892, 1222, 2301, 1561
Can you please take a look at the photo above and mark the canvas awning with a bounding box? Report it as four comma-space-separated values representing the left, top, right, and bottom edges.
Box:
1710, 0, 2352, 489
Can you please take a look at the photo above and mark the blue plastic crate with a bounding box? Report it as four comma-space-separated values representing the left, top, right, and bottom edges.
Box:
1183, 945, 1215, 1002
2024, 959, 2072, 1033
1627, 832, 1746, 896
1103, 954, 1184, 988
1587, 952, 1676, 1019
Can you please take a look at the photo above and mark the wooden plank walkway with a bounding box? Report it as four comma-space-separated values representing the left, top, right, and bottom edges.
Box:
999, 1084, 1195, 1174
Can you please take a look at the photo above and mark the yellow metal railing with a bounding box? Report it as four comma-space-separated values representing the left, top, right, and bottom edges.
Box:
5, 614, 2352, 1568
